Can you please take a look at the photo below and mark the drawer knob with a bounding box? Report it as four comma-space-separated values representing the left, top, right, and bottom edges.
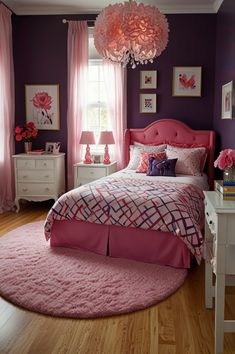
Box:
90, 171, 94, 175
44, 163, 47, 166
44, 175, 49, 178
22, 188, 28, 192
206, 212, 209, 216
209, 220, 213, 225
45, 187, 50, 191
23, 175, 27, 179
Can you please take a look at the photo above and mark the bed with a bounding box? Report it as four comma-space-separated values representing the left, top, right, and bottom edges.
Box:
44, 119, 215, 268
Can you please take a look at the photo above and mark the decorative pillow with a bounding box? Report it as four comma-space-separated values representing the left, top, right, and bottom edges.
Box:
136, 151, 166, 173
147, 158, 178, 177
166, 145, 206, 176
167, 143, 208, 171
127, 144, 166, 170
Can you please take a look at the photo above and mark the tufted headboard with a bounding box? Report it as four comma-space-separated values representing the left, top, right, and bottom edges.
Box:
124, 119, 216, 190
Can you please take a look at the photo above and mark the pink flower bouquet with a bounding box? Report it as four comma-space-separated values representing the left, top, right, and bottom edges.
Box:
214, 149, 235, 170
15, 122, 38, 142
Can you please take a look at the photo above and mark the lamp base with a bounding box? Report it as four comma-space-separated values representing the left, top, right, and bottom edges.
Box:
103, 144, 111, 164
83, 144, 93, 164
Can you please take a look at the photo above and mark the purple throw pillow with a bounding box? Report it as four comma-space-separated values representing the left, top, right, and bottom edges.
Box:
147, 158, 178, 177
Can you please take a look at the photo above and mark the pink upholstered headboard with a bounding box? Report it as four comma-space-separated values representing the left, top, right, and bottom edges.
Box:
124, 119, 216, 190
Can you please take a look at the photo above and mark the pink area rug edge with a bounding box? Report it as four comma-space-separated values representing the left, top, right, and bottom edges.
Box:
0, 221, 187, 318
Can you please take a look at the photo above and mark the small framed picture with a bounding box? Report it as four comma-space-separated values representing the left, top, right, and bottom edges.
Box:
140, 94, 157, 113
92, 154, 102, 164
172, 66, 202, 97
221, 81, 235, 119
25, 84, 60, 130
45, 142, 61, 154
140, 70, 157, 89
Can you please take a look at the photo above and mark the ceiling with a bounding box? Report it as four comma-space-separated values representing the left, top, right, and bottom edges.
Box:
3, 0, 224, 15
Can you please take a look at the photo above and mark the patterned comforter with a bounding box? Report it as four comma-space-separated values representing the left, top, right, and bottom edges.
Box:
44, 177, 205, 263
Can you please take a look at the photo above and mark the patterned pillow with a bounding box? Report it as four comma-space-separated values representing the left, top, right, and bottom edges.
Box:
167, 143, 208, 171
127, 144, 166, 170
147, 158, 177, 177
136, 151, 167, 173
166, 145, 206, 176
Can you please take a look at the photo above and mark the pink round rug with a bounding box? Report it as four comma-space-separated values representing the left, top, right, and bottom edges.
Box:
0, 221, 187, 318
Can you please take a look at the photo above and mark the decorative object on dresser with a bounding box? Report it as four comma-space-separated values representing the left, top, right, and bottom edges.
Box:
25, 84, 60, 130
93, 1, 169, 68
172, 66, 202, 97
45, 141, 61, 154
204, 191, 235, 354
221, 80, 235, 119
214, 149, 235, 186
214, 180, 235, 200
74, 161, 117, 188
98, 131, 115, 164
79, 131, 96, 164
14, 121, 38, 153
12, 153, 65, 212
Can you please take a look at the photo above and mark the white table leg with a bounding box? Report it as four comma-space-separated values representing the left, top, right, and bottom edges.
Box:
215, 273, 225, 354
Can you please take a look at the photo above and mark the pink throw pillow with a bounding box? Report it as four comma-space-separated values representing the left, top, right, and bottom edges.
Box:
167, 143, 208, 171
136, 151, 166, 173
166, 146, 206, 176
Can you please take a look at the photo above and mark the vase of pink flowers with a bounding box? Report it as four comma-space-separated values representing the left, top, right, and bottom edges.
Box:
15, 122, 38, 153
214, 149, 235, 185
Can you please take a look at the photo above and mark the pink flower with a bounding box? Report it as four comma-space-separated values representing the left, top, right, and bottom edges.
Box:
214, 149, 235, 170
15, 134, 22, 141
14, 122, 38, 142
32, 92, 52, 110
15, 126, 22, 134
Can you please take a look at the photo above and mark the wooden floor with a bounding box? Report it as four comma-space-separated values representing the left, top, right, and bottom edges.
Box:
0, 202, 235, 354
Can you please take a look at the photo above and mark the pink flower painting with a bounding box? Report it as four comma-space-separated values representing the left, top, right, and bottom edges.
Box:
178, 74, 196, 89
173, 67, 202, 97
25, 85, 60, 130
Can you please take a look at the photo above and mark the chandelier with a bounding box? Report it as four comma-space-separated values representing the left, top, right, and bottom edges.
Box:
93, 0, 169, 68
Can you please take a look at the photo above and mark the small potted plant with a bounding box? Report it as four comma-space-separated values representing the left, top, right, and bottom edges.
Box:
15, 122, 38, 153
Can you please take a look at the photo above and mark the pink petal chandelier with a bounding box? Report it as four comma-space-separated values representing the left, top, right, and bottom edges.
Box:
94, 0, 169, 68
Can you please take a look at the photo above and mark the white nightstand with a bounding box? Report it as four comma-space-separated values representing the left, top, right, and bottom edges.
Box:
73, 161, 117, 188
204, 191, 235, 354
13, 153, 65, 212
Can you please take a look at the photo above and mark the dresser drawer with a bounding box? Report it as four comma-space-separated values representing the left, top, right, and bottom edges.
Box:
205, 199, 217, 234
17, 159, 35, 169
17, 170, 54, 182
77, 167, 106, 179
17, 183, 55, 195
36, 159, 54, 170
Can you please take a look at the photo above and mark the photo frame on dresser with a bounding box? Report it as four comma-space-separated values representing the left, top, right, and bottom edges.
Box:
25, 84, 60, 130
172, 66, 202, 97
45, 142, 61, 154
221, 81, 235, 119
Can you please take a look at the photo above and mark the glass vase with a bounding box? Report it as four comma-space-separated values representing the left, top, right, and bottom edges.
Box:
223, 167, 235, 185
24, 142, 32, 153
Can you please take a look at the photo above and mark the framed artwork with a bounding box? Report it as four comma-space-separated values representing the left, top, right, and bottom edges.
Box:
45, 142, 61, 154
172, 66, 202, 97
140, 70, 157, 89
25, 84, 60, 130
140, 94, 157, 113
221, 81, 235, 119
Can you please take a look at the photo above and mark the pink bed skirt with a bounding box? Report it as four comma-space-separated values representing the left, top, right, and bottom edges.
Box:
50, 220, 191, 268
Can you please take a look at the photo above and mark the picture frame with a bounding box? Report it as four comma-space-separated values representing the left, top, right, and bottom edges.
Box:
25, 84, 60, 130
45, 142, 61, 154
172, 66, 202, 97
92, 154, 103, 164
221, 81, 235, 119
140, 94, 157, 113
140, 70, 157, 89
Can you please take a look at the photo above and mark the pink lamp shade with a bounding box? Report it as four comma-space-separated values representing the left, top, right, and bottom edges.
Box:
79, 131, 96, 164
98, 131, 115, 165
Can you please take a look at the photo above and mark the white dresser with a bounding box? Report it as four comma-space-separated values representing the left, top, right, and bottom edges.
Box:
13, 153, 65, 212
73, 161, 117, 188
204, 191, 235, 354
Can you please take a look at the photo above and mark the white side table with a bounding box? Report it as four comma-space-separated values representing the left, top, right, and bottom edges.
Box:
13, 153, 65, 212
73, 161, 117, 188
204, 191, 235, 354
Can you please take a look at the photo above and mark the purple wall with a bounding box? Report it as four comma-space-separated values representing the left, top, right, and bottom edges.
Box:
127, 14, 216, 130
13, 13, 216, 154
213, 0, 235, 150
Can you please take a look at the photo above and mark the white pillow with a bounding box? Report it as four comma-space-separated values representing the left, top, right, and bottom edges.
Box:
127, 144, 166, 170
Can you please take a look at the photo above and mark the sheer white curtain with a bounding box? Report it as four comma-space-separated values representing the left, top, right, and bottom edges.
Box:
103, 61, 127, 170
0, 4, 15, 213
67, 21, 88, 189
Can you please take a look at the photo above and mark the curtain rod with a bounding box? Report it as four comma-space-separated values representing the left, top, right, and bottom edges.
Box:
62, 19, 95, 24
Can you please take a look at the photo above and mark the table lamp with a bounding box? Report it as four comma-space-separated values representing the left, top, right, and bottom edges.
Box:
79, 131, 96, 164
98, 131, 115, 164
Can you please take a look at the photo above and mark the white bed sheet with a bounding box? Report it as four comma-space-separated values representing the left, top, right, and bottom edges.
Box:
108, 168, 209, 191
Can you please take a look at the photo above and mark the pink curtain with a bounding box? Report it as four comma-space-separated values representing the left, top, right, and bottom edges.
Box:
0, 4, 15, 213
67, 21, 88, 190
103, 61, 127, 170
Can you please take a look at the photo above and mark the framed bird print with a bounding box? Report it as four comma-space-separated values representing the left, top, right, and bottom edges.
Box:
172, 66, 202, 97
